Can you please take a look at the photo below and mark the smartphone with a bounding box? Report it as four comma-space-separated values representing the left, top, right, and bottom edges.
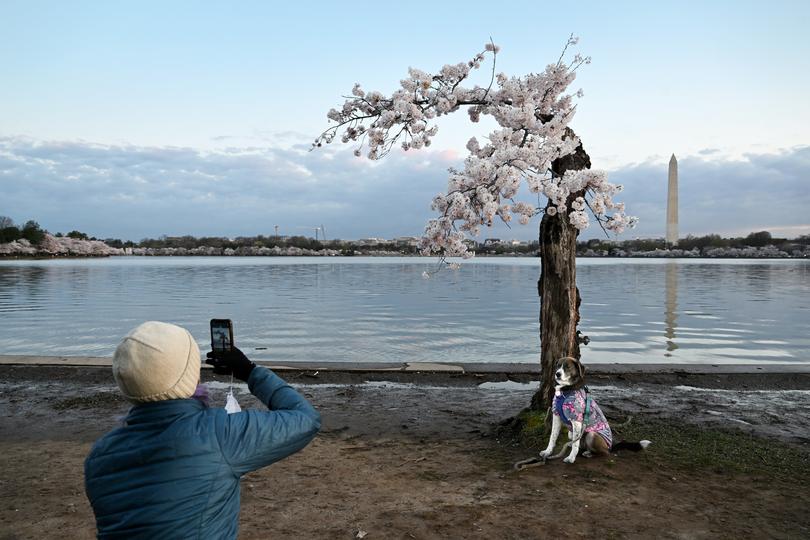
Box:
210, 319, 234, 353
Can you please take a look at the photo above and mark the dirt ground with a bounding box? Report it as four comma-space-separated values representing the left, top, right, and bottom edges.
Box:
1, 366, 809, 539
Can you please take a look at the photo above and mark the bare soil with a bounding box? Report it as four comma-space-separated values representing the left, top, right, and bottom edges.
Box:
1, 365, 809, 539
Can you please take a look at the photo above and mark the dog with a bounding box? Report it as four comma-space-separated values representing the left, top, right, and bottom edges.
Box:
517, 357, 650, 469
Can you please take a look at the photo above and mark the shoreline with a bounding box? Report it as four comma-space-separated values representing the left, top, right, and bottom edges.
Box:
2, 253, 807, 260
3, 357, 810, 390
6, 354, 810, 371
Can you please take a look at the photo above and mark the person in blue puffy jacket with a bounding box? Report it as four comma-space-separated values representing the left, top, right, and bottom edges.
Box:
84, 321, 321, 539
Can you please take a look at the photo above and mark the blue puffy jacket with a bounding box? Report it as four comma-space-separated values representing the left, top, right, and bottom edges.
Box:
84, 366, 321, 539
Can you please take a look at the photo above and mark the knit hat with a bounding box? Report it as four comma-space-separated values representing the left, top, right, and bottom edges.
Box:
112, 321, 201, 403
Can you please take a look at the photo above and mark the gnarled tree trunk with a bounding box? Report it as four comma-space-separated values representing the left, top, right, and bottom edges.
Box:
531, 132, 591, 410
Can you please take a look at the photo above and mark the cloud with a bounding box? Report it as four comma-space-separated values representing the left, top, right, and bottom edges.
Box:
209, 130, 313, 148
606, 146, 810, 239
1, 135, 808, 241
0, 136, 459, 240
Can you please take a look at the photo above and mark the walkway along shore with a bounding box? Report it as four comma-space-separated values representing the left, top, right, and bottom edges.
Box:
2, 354, 809, 389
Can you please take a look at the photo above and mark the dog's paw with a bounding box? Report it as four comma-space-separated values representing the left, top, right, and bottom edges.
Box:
582, 451, 593, 458
563, 455, 577, 464
538, 449, 552, 459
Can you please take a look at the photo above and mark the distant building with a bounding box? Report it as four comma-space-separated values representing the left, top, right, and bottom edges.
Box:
483, 238, 501, 246
393, 236, 420, 247
356, 237, 386, 246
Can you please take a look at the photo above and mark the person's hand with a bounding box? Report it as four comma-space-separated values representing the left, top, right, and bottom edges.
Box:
205, 346, 255, 382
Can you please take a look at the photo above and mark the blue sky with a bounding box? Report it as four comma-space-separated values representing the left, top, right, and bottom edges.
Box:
1, 1, 809, 240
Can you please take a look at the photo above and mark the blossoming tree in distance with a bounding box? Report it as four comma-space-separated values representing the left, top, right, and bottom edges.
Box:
316, 36, 636, 409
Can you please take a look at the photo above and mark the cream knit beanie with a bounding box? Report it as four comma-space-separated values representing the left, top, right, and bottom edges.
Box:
112, 321, 201, 403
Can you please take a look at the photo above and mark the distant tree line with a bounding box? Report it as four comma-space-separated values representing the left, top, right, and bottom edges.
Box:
0, 215, 118, 246
577, 231, 810, 255
132, 234, 421, 255
2, 215, 807, 257
476, 241, 540, 255
0, 216, 47, 245
128, 232, 808, 256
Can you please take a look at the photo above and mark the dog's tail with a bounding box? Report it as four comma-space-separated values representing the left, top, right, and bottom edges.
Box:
611, 440, 652, 452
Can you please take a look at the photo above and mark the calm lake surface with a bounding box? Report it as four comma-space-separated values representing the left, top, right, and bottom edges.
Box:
0, 257, 808, 364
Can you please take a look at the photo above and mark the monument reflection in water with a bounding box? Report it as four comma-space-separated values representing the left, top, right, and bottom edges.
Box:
664, 262, 678, 355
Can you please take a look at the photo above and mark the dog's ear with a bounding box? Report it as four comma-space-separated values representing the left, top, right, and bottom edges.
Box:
577, 360, 585, 381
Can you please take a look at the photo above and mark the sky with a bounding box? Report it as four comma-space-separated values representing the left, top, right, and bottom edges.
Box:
1, 0, 809, 241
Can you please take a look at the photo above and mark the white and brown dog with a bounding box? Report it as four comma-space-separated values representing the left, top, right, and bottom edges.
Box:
518, 357, 650, 468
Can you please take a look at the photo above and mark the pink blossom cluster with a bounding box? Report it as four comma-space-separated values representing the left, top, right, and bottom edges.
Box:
0, 234, 123, 256
317, 36, 636, 257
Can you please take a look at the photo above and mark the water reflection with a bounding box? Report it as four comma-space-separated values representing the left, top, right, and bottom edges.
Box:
0, 266, 48, 313
0, 257, 808, 364
664, 262, 678, 355
743, 263, 773, 298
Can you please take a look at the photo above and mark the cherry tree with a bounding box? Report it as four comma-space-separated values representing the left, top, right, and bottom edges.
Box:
316, 36, 635, 408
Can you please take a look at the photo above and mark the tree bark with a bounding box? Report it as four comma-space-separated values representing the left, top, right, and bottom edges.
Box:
530, 131, 591, 411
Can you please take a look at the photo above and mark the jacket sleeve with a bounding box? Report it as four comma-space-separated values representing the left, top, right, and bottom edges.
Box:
216, 366, 321, 476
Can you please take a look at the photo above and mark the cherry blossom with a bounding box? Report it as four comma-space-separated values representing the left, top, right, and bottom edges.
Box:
0, 234, 123, 256
317, 35, 636, 258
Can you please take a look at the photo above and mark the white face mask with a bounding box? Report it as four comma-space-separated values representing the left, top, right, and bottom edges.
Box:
224, 390, 241, 414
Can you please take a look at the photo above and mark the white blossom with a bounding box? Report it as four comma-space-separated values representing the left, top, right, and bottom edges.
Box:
316, 39, 636, 258
0, 234, 123, 256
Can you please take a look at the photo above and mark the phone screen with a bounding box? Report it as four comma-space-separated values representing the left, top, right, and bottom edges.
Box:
210, 319, 233, 352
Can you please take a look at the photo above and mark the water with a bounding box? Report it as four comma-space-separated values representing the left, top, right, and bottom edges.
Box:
0, 257, 807, 364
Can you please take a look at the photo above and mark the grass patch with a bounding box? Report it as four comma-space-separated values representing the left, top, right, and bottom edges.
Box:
494, 409, 809, 481
618, 416, 810, 480
516, 408, 549, 447
493, 408, 549, 449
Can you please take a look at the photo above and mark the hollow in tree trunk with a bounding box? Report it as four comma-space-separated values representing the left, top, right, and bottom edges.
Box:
530, 131, 592, 411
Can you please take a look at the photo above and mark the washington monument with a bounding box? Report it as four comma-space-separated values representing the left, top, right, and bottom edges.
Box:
666, 154, 678, 245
